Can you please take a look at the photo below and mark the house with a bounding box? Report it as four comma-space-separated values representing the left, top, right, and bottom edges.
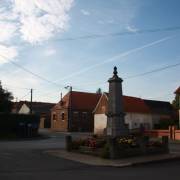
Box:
174, 86, 180, 126
143, 99, 174, 128
12, 101, 55, 128
94, 93, 173, 134
51, 91, 101, 132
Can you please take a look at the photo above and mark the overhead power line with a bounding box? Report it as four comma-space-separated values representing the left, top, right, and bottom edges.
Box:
0, 54, 65, 89
2, 83, 31, 90
53, 25, 180, 42
19, 91, 31, 100
76, 61, 180, 87
9, 60, 64, 87
125, 62, 180, 80
0, 54, 89, 93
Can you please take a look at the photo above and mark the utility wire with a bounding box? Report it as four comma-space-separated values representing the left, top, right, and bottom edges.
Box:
31, 61, 180, 98
7, 25, 180, 47
0, 54, 65, 89
2, 83, 31, 90
1, 54, 179, 96
9, 60, 64, 88
53, 25, 180, 42
19, 91, 31, 100
75, 61, 180, 87
124, 62, 180, 80
0, 54, 88, 93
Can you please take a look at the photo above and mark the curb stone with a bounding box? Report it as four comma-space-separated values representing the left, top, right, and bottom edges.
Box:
45, 150, 180, 168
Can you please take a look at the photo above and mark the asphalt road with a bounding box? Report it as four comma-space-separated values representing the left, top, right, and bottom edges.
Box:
0, 130, 180, 180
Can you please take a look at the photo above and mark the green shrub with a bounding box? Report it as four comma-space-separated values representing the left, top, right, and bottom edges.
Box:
158, 119, 176, 129
100, 143, 110, 159
0, 113, 40, 137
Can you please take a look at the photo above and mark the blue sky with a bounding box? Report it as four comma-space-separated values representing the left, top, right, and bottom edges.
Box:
0, 0, 179, 103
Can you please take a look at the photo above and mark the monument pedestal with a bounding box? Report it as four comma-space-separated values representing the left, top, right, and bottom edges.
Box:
107, 114, 128, 137
106, 67, 128, 138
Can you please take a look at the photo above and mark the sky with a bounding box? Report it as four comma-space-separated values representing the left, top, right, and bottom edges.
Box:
0, 0, 180, 103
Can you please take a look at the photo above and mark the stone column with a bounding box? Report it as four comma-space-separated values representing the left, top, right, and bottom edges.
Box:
106, 67, 128, 137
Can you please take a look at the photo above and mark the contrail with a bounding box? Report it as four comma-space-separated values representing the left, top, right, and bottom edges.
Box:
55, 36, 173, 82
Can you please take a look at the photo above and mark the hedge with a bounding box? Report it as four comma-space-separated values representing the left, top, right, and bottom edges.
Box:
0, 113, 40, 136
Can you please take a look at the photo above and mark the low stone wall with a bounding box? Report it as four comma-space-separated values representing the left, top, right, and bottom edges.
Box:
175, 130, 180, 140
65, 135, 169, 159
144, 130, 170, 138
144, 126, 180, 141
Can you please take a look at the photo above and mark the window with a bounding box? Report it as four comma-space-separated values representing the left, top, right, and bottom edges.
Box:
73, 111, 79, 120
53, 113, 56, 121
61, 112, 65, 121
82, 112, 87, 121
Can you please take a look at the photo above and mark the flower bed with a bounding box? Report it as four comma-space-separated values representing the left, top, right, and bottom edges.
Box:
66, 135, 169, 159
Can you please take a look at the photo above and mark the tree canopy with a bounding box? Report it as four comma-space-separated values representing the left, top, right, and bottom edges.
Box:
172, 94, 180, 110
96, 88, 102, 94
0, 82, 14, 113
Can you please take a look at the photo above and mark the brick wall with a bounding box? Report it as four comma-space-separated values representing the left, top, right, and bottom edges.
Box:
51, 106, 94, 132
51, 107, 68, 132
144, 130, 170, 138
145, 126, 180, 140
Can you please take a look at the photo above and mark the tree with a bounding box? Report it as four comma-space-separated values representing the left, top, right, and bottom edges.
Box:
96, 88, 102, 94
172, 94, 180, 110
0, 82, 14, 113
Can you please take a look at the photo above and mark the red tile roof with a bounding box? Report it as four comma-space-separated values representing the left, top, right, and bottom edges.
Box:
123, 96, 151, 114
12, 101, 55, 114
103, 93, 151, 114
175, 87, 180, 94
57, 91, 101, 111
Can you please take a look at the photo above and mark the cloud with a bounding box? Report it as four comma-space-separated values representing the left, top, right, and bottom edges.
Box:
0, 0, 74, 45
81, 9, 90, 16
0, 0, 73, 64
126, 25, 138, 32
0, 45, 18, 64
44, 48, 56, 56
0, 22, 17, 43
13, 0, 74, 44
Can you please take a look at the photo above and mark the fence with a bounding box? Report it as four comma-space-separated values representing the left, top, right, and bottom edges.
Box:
144, 126, 180, 140
0, 113, 40, 138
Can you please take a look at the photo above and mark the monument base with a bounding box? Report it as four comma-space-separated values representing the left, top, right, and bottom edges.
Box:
107, 127, 129, 137
106, 115, 129, 137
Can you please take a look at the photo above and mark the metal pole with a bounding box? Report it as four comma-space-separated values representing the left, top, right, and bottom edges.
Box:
30, 89, 33, 114
69, 86, 72, 132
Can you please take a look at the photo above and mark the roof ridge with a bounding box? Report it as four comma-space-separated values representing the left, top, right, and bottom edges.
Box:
71, 91, 100, 95
18, 101, 55, 104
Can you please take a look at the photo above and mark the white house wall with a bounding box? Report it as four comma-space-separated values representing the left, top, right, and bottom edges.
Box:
94, 113, 153, 134
94, 114, 107, 134
125, 113, 152, 129
18, 104, 30, 114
